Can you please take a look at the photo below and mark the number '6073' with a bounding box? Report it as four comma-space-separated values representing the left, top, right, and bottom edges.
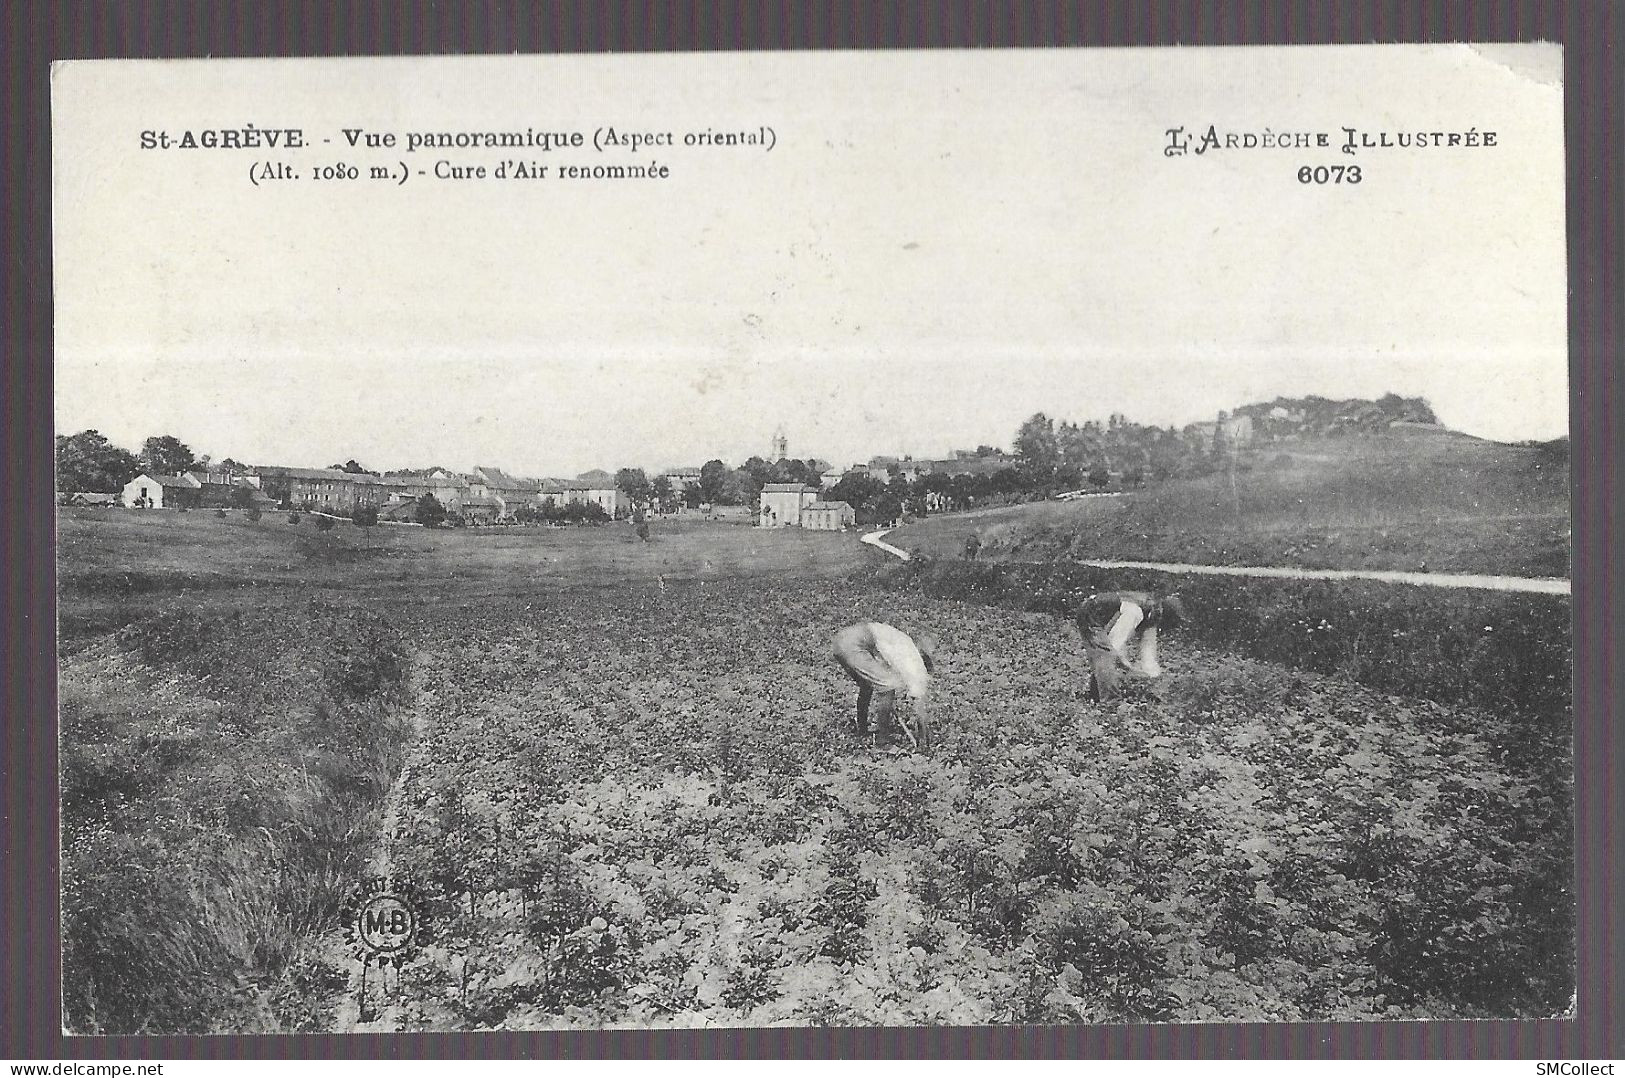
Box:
1299, 165, 1362, 184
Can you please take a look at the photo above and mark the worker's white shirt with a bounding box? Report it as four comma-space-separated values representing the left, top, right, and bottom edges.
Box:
868, 622, 932, 700
1106, 601, 1145, 656
1106, 601, 1164, 677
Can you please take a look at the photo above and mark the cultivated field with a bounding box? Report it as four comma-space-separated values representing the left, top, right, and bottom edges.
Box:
892, 431, 1570, 578
57, 505, 1573, 1032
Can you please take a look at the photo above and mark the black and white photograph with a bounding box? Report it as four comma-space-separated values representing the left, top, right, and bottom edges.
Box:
49, 45, 1573, 1035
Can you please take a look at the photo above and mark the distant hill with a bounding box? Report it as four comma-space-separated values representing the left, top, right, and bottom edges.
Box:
1199, 393, 1442, 445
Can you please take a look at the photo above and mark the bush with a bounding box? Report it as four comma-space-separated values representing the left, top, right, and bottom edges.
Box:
316, 516, 335, 532
215, 509, 227, 518
287, 512, 301, 524
245, 507, 262, 522
414, 494, 447, 528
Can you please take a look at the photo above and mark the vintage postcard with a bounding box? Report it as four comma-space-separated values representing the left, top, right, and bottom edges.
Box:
52, 45, 1569, 1034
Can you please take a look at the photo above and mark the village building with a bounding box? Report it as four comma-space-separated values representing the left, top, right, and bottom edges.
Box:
460, 493, 505, 524
468, 467, 539, 517
578, 483, 628, 519
245, 466, 396, 512
533, 478, 628, 518
758, 483, 820, 527
534, 478, 579, 508
191, 473, 273, 509
64, 492, 119, 508
377, 497, 423, 523
662, 467, 703, 494
1184, 413, 1256, 451
860, 454, 1010, 484
122, 473, 202, 509
800, 500, 855, 531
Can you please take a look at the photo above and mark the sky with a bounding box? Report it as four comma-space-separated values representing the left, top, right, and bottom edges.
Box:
52, 46, 1567, 476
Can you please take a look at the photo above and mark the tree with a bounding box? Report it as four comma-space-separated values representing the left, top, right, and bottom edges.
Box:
55, 430, 139, 493
1058, 420, 1104, 474
138, 435, 197, 476
778, 458, 815, 485
351, 505, 379, 526
1014, 413, 1060, 478
871, 486, 904, 526
991, 467, 1024, 496
1088, 464, 1111, 488
328, 459, 373, 475
829, 472, 885, 520
741, 456, 777, 487
649, 475, 676, 514
615, 467, 652, 509
414, 492, 447, 527
719, 467, 760, 506
229, 483, 258, 509
699, 459, 730, 505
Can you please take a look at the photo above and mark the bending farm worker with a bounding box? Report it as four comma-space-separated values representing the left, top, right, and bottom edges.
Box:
1073, 590, 1185, 702
832, 622, 937, 751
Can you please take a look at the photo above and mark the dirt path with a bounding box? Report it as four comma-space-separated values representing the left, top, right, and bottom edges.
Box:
1070, 557, 1570, 595
329, 657, 437, 1033
870, 528, 1569, 595
861, 528, 912, 561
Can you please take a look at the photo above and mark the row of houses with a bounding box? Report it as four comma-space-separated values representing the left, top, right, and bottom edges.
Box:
110, 452, 946, 530
115, 464, 636, 521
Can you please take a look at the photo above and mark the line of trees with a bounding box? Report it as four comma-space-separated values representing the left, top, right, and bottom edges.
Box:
513, 501, 611, 526
1011, 411, 1199, 493
610, 456, 832, 514
55, 431, 208, 493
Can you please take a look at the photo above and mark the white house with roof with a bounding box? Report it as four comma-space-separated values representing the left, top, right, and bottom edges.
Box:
578, 482, 628, 518
535, 478, 628, 518
801, 500, 855, 530
758, 483, 820, 527
122, 473, 202, 509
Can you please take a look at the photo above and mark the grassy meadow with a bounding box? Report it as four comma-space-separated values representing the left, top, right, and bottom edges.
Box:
58, 509, 871, 645
891, 431, 1570, 578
